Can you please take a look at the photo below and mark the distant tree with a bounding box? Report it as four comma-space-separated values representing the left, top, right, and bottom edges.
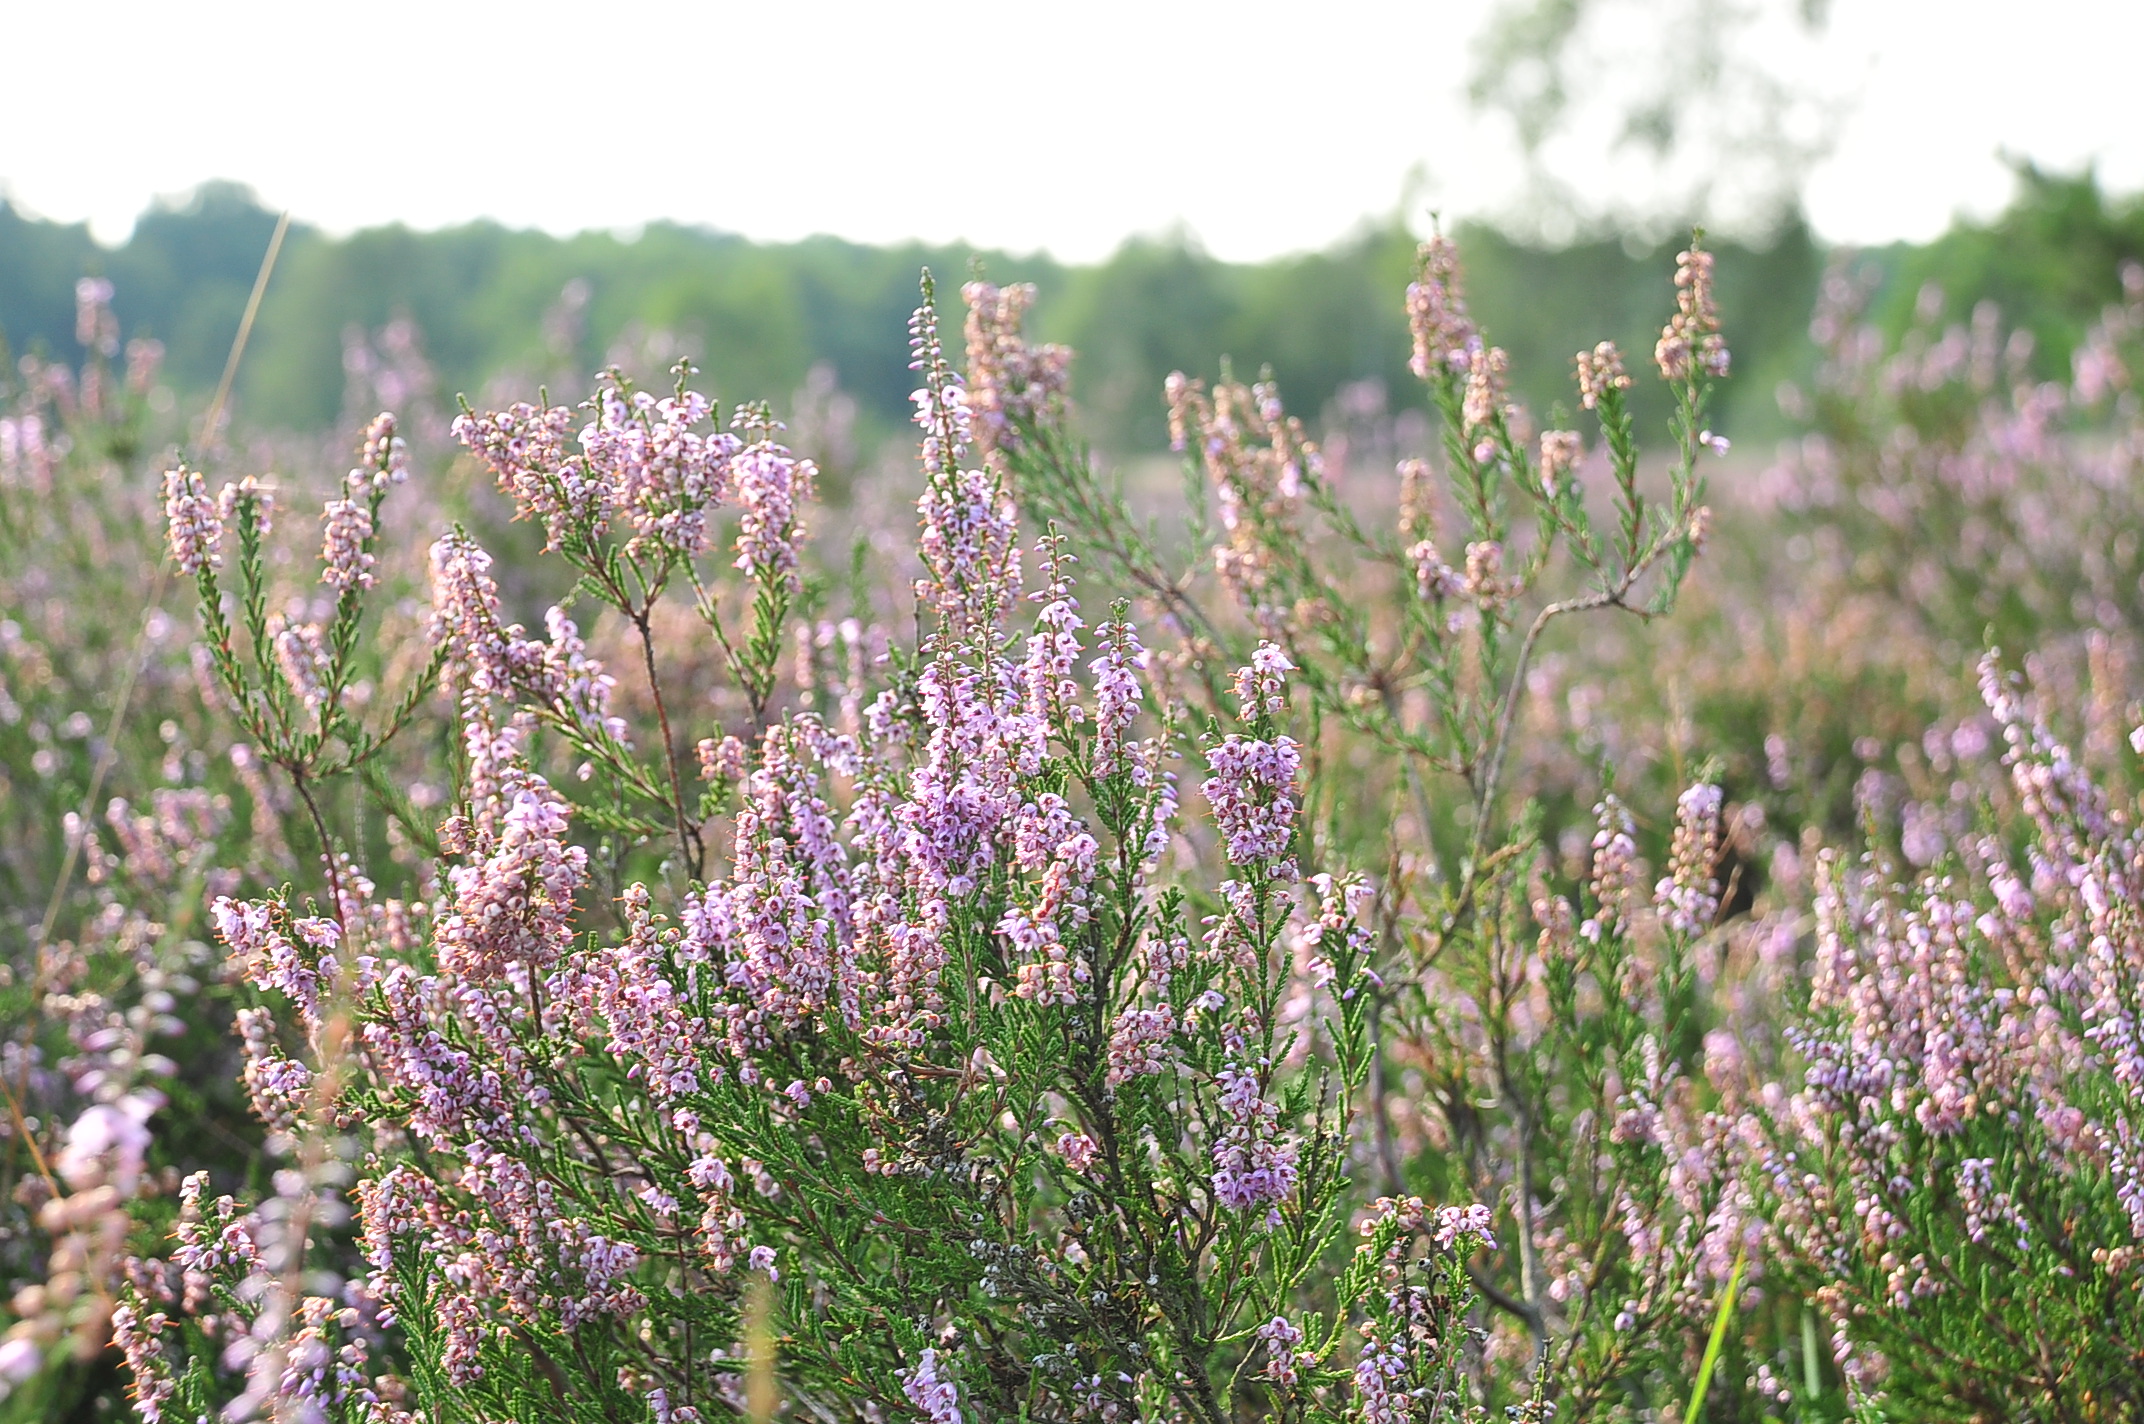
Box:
1469, 0, 1836, 239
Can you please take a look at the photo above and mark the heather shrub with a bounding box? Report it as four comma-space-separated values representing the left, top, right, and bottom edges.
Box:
104, 282, 1560, 1424
1738, 656, 2144, 1420
1773, 258, 2144, 657
984, 237, 1756, 1410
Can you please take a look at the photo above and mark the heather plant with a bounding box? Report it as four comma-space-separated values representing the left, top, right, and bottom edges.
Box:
0, 260, 469, 1416
1736, 655, 2144, 1420
972, 238, 1753, 1408
109, 279, 1549, 1424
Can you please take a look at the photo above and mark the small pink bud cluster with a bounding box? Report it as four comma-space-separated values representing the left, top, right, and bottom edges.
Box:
1256, 1315, 1310, 1386
1539, 429, 1583, 496
361, 410, 409, 482
902, 1347, 964, 1424
1460, 342, 1510, 436
1576, 341, 1631, 410
319, 476, 376, 592
1232, 641, 1295, 722
698, 734, 748, 782
1408, 538, 1464, 601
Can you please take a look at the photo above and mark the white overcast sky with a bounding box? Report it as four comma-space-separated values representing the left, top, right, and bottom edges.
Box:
3, 0, 2139, 261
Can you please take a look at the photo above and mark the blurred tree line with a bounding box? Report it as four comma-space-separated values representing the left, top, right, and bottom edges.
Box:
1, 169, 2138, 459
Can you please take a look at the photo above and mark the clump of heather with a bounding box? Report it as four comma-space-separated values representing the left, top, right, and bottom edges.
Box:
1739, 655, 2144, 1419
992, 233, 1744, 1409
119, 276, 1522, 1424
1771, 258, 2144, 702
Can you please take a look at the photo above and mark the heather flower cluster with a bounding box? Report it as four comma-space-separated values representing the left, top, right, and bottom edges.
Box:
960, 280, 1071, 452
1654, 780, 1724, 936
1163, 372, 1322, 633
1406, 233, 1476, 379
1655, 243, 1729, 381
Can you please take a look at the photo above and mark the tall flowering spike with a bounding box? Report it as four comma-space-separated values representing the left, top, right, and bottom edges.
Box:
1656, 238, 1730, 381
1166, 376, 1319, 635
1406, 232, 1476, 380
909, 276, 972, 477
429, 533, 515, 701
751, 717, 855, 951
961, 280, 1071, 453
1654, 781, 1723, 936
1019, 532, 1086, 763
1003, 790, 1101, 1005
910, 279, 1021, 642
1087, 612, 1146, 778
75, 276, 118, 355
538, 606, 629, 745
163, 464, 224, 574
915, 466, 1020, 643
900, 654, 1021, 897
319, 472, 377, 592
1211, 1040, 1300, 1214
1203, 645, 1302, 874
1460, 341, 1510, 435
730, 438, 817, 591
1582, 793, 1640, 941
429, 532, 626, 744
272, 620, 331, 716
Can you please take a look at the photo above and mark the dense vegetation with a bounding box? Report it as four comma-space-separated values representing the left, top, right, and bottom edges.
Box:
4, 166, 2144, 1423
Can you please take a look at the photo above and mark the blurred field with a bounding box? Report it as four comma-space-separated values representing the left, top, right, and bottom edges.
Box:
5, 167, 2139, 464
